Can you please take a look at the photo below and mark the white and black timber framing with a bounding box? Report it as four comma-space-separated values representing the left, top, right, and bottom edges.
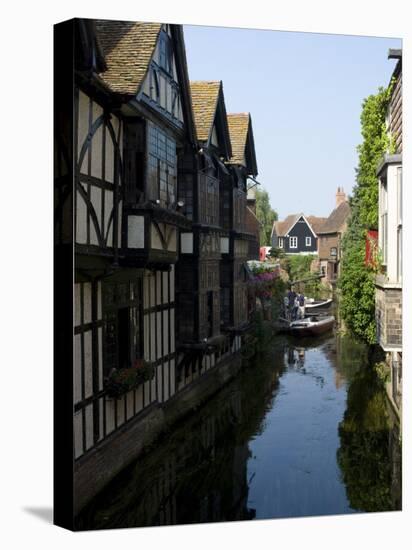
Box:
73, 20, 199, 462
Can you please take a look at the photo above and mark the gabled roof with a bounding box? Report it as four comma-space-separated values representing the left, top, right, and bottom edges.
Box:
189, 80, 232, 158
272, 213, 327, 238
317, 201, 350, 234
227, 113, 258, 175
95, 20, 162, 95
189, 81, 221, 141
273, 214, 300, 237
227, 113, 249, 164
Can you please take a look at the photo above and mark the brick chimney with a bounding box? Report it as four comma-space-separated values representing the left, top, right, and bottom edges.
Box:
336, 186, 346, 207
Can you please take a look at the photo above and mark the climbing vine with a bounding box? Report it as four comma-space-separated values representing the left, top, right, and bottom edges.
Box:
339, 85, 392, 344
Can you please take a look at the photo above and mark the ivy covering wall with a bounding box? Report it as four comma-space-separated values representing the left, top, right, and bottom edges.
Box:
339, 86, 392, 344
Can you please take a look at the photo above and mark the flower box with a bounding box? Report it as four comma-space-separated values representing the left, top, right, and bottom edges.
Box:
104, 359, 155, 398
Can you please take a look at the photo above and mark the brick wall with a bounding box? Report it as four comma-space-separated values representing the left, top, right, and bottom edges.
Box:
375, 282, 402, 349
318, 233, 339, 260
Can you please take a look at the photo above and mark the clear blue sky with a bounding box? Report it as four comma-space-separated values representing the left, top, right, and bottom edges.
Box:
183, 25, 401, 220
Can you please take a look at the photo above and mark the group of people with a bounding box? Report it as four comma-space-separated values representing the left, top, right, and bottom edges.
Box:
283, 287, 306, 321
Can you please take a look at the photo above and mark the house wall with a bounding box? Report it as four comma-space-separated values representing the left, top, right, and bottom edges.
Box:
74, 346, 243, 515
378, 162, 402, 283
318, 233, 339, 260
75, 90, 122, 250
74, 267, 176, 460
281, 219, 317, 254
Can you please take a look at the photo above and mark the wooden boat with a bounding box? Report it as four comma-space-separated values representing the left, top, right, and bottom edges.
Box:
305, 298, 333, 310
288, 315, 335, 336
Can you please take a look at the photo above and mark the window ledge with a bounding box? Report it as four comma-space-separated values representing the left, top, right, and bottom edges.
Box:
375, 274, 402, 289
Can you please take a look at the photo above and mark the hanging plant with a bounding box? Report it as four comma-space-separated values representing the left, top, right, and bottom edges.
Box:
105, 359, 155, 398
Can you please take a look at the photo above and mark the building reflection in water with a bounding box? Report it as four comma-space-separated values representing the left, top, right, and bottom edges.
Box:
76, 334, 401, 529
76, 345, 286, 529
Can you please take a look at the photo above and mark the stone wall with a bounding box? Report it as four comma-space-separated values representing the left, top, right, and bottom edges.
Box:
375, 277, 402, 350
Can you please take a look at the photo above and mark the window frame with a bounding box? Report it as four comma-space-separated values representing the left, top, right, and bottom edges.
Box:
289, 236, 298, 249
305, 236, 312, 247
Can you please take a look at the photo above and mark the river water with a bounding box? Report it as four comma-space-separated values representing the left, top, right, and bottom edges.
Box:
76, 332, 401, 530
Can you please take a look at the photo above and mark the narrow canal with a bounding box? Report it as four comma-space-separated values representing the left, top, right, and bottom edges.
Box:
76, 332, 401, 529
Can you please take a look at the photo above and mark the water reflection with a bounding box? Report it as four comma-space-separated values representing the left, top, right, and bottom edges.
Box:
76, 334, 401, 530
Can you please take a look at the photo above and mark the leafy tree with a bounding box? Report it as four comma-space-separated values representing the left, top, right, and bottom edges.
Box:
339, 86, 392, 344
255, 187, 277, 246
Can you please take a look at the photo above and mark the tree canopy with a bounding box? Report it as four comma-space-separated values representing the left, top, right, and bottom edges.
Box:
255, 187, 277, 246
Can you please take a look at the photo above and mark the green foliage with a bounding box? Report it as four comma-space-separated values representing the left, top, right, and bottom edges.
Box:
281, 254, 324, 297
337, 365, 396, 512
283, 254, 315, 281
355, 86, 392, 229
374, 361, 390, 385
339, 85, 392, 344
267, 246, 284, 260
255, 187, 278, 246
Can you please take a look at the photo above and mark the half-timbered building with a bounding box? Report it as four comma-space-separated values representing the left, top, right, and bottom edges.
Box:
62, 19, 262, 515
73, 18, 198, 475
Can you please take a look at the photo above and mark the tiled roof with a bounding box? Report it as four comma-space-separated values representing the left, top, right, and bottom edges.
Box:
189, 81, 221, 141
273, 214, 300, 237
317, 201, 350, 234
306, 215, 328, 235
273, 214, 327, 237
227, 113, 250, 165
95, 19, 162, 95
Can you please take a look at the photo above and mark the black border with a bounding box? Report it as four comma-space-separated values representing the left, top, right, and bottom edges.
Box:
54, 18, 75, 530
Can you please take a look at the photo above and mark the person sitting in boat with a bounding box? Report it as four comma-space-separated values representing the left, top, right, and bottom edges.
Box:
298, 293, 306, 319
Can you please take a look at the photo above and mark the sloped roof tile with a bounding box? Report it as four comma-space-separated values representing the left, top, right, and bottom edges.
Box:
306, 215, 328, 235
317, 201, 350, 234
273, 214, 327, 237
227, 113, 250, 165
95, 19, 161, 95
189, 81, 221, 141
273, 214, 300, 237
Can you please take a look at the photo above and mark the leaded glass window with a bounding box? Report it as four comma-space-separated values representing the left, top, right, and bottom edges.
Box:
147, 123, 177, 207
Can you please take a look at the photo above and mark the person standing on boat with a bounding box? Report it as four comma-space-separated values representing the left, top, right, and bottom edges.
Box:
293, 295, 300, 321
283, 295, 289, 319
287, 287, 297, 321
298, 293, 306, 319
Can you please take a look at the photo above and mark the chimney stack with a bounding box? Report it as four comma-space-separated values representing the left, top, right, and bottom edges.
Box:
336, 186, 346, 207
